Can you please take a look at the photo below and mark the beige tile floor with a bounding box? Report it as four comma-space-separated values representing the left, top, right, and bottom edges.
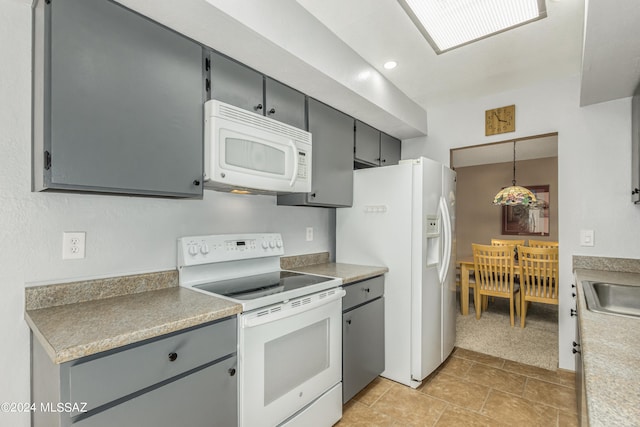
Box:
336, 348, 577, 427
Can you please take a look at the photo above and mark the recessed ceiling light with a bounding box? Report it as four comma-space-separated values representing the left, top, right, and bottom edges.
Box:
398, 0, 547, 54
383, 61, 398, 70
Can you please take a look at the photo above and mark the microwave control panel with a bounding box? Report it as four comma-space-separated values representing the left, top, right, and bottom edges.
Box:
297, 150, 308, 179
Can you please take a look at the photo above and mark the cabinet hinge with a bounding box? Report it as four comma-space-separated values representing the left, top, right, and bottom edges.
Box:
205, 78, 210, 93
44, 150, 51, 170
205, 58, 210, 71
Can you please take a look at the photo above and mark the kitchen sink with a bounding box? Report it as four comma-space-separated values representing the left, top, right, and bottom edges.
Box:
582, 281, 640, 318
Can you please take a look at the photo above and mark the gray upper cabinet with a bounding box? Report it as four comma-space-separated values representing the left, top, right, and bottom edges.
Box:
207, 53, 306, 129
278, 98, 354, 207
380, 133, 401, 166
354, 120, 381, 166
32, 0, 204, 198
355, 122, 401, 168
265, 77, 306, 129
632, 88, 640, 203
207, 50, 264, 114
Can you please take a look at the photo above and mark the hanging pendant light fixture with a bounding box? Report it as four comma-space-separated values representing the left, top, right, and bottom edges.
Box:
493, 141, 537, 206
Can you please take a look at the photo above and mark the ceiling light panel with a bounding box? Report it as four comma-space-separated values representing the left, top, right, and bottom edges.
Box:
398, 0, 547, 54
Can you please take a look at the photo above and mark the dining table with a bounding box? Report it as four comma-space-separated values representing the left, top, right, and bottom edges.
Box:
457, 256, 475, 315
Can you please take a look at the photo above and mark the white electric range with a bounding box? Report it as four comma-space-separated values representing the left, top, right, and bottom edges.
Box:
177, 233, 344, 427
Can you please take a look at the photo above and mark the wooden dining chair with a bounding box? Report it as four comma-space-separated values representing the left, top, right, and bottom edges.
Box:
472, 244, 519, 326
518, 245, 559, 328
528, 239, 559, 248
456, 263, 486, 312
491, 238, 525, 247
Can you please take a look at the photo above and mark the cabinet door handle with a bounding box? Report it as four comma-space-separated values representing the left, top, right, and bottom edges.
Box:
168, 352, 178, 362
254, 104, 263, 111
193, 179, 200, 186
570, 309, 577, 317
572, 348, 581, 355
346, 319, 351, 325
228, 368, 236, 376
268, 108, 276, 115
572, 341, 580, 348
363, 288, 370, 293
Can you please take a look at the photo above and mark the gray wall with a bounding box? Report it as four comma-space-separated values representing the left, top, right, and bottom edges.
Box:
455, 157, 558, 259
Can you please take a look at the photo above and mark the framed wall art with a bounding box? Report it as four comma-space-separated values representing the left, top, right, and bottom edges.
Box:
501, 185, 550, 236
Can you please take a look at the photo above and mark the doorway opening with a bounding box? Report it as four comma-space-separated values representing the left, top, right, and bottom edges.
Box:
450, 132, 559, 370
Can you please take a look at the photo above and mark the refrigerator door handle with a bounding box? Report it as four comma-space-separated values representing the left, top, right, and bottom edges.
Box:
438, 196, 452, 284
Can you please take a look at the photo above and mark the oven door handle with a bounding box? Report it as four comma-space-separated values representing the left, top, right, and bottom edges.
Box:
242, 289, 346, 328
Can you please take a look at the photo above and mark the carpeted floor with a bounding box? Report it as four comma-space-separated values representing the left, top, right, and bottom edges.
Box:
454, 291, 559, 370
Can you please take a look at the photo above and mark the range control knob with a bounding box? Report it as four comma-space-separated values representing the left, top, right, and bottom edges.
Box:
200, 244, 210, 255
262, 241, 269, 249
269, 241, 276, 248
188, 245, 199, 256
276, 241, 283, 248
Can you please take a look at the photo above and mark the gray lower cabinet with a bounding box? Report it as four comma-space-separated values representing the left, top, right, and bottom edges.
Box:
342, 276, 385, 403
32, 0, 204, 198
32, 317, 237, 427
278, 98, 354, 207
380, 133, 401, 166
74, 357, 237, 427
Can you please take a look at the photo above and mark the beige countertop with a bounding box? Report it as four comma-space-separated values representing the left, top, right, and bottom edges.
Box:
574, 268, 640, 427
286, 262, 388, 285
25, 271, 241, 364
25, 257, 384, 365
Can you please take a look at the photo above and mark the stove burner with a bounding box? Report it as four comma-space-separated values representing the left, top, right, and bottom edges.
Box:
194, 271, 332, 301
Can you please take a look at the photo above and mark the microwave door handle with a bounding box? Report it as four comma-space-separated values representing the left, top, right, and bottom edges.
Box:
288, 140, 299, 187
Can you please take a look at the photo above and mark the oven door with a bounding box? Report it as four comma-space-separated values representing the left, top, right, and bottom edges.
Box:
238, 289, 344, 427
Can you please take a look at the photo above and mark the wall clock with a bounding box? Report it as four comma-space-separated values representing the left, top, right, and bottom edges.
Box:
485, 105, 515, 136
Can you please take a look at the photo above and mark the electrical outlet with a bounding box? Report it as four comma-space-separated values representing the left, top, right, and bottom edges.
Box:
306, 227, 313, 242
63, 232, 86, 259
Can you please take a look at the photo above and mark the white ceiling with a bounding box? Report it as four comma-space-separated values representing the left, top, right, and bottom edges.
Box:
296, 0, 584, 108
100, 0, 640, 137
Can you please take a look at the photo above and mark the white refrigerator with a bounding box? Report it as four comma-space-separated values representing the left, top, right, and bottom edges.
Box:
336, 157, 456, 388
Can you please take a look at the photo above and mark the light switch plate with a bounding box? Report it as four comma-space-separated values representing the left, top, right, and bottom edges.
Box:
580, 229, 594, 247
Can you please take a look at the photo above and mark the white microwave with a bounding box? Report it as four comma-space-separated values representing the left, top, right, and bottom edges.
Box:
204, 99, 312, 194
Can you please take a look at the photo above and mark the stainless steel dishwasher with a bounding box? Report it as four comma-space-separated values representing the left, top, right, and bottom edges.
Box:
342, 275, 385, 403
